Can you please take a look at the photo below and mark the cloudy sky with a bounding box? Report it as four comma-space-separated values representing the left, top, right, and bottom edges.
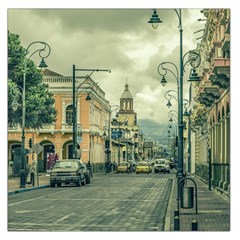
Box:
7, 8, 205, 128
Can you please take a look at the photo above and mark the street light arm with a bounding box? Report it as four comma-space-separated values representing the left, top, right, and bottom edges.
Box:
76, 83, 93, 98
75, 68, 111, 73
169, 113, 178, 122
183, 99, 190, 109
26, 41, 51, 60
168, 110, 178, 118
109, 105, 120, 115
174, 9, 182, 29
157, 62, 179, 86
168, 121, 178, 136
165, 90, 178, 102
182, 50, 201, 71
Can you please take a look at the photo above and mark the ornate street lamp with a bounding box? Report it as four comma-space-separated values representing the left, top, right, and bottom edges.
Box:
72, 66, 111, 159
148, 9, 162, 29
18, 41, 51, 188
105, 105, 120, 172
148, 9, 201, 184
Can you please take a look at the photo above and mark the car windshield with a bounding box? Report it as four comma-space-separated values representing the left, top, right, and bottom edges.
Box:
119, 163, 128, 166
54, 161, 79, 169
137, 162, 148, 166
155, 160, 166, 164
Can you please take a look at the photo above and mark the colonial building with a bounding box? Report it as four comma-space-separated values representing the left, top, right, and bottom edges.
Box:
189, 9, 230, 194
8, 69, 111, 174
111, 83, 143, 164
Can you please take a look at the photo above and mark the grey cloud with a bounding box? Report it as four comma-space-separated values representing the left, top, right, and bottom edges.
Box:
8, 8, 204, 131
28, 9, 152, 33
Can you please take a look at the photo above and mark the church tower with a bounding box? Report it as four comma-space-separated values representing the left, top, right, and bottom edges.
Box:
120, 83, 134, 113
118, 82, 137, 125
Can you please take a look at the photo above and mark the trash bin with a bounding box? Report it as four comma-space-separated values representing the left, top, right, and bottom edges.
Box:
180, 186, 194, 208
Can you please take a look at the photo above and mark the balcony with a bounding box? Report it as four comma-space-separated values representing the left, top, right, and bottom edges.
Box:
195, 85, 220, 108
209, 58, 230, 89
222, 33, 230, 53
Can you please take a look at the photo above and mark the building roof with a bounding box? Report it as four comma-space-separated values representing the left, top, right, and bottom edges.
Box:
43, 68, 63, 76
121, 83, 133, 99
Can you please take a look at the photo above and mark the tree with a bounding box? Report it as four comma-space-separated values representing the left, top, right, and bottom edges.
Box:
8, 31, 57, 129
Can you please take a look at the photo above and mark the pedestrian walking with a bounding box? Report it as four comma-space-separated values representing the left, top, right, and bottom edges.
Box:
113, 161, 117, 172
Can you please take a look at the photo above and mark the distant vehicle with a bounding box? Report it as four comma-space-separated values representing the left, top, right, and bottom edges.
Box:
154, 159, 170, 174
50, 159, 91, 187
136, 161, 151, 174
169, 160, 176, 169
116, 162, 130, 173
128, 160, 137, 172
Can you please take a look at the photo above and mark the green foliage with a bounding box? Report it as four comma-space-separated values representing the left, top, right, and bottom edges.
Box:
8, 31, 57, 129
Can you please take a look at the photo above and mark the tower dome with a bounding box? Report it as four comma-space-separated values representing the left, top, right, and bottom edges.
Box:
121, 83, 133, 99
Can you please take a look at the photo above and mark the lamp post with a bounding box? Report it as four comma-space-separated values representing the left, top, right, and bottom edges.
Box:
168, 114, 178, 162
168, 124, 176, 161
112, 116, 128, 165
17, 41, 51, 188
148, 9, 201, 183
103, 126, 110, 173
104, 105, 119, 172
72, 66, 111, 159
183, 108, 192, 173
73, 81, 94, 158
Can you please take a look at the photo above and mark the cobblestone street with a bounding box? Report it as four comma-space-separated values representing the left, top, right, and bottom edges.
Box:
8, 173, 173, 231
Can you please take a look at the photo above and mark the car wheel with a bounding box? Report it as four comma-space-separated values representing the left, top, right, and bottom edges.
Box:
50, 182, 55, 188
76, 177, 81, 187
82, 176, 87, 185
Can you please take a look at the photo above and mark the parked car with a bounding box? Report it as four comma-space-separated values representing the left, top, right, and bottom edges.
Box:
136, 161, 151, 174
50, 159, 91, 187
154, 159, 170, 174
116, 162, 130, 173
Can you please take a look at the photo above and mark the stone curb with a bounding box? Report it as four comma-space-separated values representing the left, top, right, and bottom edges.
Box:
8, 185, 50, 196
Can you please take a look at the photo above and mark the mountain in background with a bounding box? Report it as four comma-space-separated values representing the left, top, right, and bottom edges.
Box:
138, 119, 169, 146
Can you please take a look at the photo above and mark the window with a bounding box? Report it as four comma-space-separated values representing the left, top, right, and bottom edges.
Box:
66, 105, 73, 125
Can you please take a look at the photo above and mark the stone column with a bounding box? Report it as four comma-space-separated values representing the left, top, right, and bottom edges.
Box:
216, 122, 221, 186
210, 124, 215, 186
62, 101, 65, 124
219, 117, 225, 188
223, 113, 230, 191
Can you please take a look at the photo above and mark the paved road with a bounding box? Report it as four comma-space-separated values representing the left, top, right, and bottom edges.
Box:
8, 173, 174, 231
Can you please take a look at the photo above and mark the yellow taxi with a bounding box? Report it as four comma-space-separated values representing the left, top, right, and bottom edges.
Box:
116, 162, 129, 173
135, 161, 151, 174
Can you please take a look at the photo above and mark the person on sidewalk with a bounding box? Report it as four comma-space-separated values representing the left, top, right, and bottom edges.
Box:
26, 165, 35, 186
87, 161, 93, 178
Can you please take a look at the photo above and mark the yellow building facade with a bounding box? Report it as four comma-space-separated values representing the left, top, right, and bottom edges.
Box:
8, 69, 110, 174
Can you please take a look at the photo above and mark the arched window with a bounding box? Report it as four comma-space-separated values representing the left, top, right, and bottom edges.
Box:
66, 105, 73, 125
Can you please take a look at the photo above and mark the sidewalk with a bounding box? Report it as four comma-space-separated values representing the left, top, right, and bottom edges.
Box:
166, 174, 230, 231
8, 174, 50, 195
